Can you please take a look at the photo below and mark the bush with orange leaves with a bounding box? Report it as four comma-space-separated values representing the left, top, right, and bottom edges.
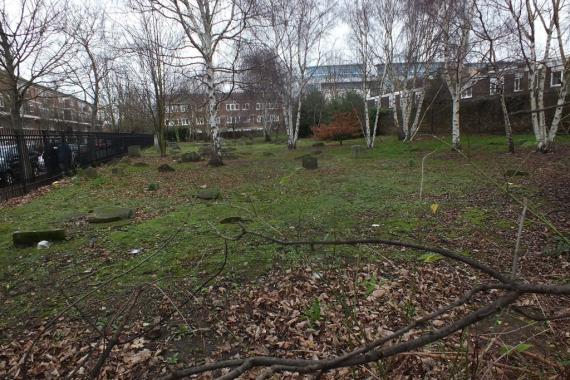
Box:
312, 111, 362, 144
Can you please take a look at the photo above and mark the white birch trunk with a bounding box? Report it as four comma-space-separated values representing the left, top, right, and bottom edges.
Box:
451, 87, 461, 150
363, 90, 371, 148
409, 89, 425, 141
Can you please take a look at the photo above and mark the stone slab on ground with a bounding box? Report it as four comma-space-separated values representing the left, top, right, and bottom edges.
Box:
196, 188, 221, 200
13, 229, 66, 246
128, 145, 142, 157
180, 152, 201, 162
87, 207, 134, 223
158, 164, 175, 172
302, 156, 318, 170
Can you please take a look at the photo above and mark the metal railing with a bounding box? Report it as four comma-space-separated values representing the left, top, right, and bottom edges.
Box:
0, 128, 153, 202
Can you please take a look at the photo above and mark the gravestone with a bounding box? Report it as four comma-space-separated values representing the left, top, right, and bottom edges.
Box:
351, 145, 365, 159
82, 167, 98, 179
180, 152, 201, 162
13, 229, 66, 246
87, 207, 134, 223
158, 164, 175, 172
302, 156, 318, 170
196, 188, 221, 200
128, 145, 142, 157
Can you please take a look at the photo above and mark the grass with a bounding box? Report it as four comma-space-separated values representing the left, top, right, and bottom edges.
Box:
0, 133, 568, 330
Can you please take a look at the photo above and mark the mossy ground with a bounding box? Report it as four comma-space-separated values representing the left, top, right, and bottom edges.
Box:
1, 134, 568, 331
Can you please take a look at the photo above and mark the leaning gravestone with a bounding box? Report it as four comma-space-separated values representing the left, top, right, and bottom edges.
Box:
82, 167, 98, 179
351, 145, 365, 159
87, 207, 134, 223
180, 152, 201, 163
128, 145, 142, 158
196, 188, 221, 200
158, 164, 175, 172
302, 156, 318, 170
13, 229, 66, 246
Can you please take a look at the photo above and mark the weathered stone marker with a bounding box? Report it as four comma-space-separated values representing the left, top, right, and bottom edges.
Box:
87, 207, 134, 223
82, 167, 98, 179
196, 188, 221, 200
128, 145, 142, 157
158, 164, 175, 172
351, 145, 365, 159
302, 156, 318, 170
13, 229, 66, 246
180, 152, 201, 162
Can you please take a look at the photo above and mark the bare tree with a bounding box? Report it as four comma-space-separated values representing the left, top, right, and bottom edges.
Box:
437, 0, 478, 151
503, 0, 569, 152
473, 0, 518, 153
385, 0, 439, 143
148, 0, 252, 166
124, 4, 183, 157
254, 0, 335, 150
240, 47, 283, 142
63, 3, 114, 131
345, 0, 378, 148
0, 0, 72, 177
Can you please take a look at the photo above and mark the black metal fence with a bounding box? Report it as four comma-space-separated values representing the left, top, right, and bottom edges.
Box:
0, 128, 153, 202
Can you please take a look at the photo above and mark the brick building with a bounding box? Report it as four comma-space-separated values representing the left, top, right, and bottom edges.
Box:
165, 92, 282, 135
0, 75, 101, 132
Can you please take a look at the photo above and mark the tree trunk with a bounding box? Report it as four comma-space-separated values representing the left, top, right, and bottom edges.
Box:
451, 91, 461, 151
499, 93, 514, 154
205, 58, 223, 166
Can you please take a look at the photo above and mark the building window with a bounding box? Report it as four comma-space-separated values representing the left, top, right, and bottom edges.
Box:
270, 114, 279, 122
181, 119, 188, 126
180, 105, 187, 112
256, 115, 264, 123
461, 86, 473, 99
227, 116, 240, 124
256, 103, 262, 110
551, 70, 563, 87
243, 103, 250, 110
196, 117, 204, 125
489, 77, 500, 95
226, 103, 239, 111
514, 73, 523, 92
268, 103, 275, 109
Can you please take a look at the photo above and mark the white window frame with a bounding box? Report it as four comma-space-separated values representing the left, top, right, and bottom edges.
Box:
514, 73, 523, 92
226, 103, 239, 111
256, 115, 263, 123
196, 117, 204, 125
461, 86, 473, 99
551, 70, 563, 87
270, 114, 279, 122
180, 105, 187, 112
489, 77, 499, 95
256, 103, 262, 110
243, 103, 250, 110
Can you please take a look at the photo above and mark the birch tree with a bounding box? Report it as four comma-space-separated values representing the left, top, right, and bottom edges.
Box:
345, 0, 377, 148
387, 0, 439, 142
125, 5, 182, 156
63, 3, 114, 131
504, 0, 569, 152
149, 0, 251, 166
438, 0, 477, 151
254, 0, 334, 150
473, 0, 518, 153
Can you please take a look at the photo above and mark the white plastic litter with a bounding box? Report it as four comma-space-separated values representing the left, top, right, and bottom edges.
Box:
130, 248, 141, 255
37, 240, 51, 249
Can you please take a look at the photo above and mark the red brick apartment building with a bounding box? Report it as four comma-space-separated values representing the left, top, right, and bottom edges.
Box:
165, 92, 282, 133
0, 75, 99, 132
